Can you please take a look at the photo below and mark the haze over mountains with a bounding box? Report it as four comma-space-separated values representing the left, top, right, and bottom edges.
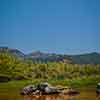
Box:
0, 47, 100, 64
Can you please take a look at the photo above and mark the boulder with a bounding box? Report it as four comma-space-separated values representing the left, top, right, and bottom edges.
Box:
20, 85, 37, 95
36, 82, 60, 94
96, 83, 100, 96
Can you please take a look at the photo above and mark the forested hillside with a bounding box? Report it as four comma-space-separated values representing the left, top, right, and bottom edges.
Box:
0, 51, 100, 82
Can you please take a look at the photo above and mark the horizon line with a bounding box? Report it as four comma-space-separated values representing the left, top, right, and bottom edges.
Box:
0, 46, 100, 55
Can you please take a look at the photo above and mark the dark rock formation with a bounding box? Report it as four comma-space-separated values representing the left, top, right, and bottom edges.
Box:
0, 75, 11, 82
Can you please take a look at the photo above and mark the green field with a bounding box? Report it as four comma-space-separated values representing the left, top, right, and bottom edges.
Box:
0, 76, 100, 91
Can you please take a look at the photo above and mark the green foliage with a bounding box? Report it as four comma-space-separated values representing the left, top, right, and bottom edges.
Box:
0, 52, 100, 82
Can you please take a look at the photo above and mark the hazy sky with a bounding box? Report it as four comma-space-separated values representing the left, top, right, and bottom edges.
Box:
0, 0, 100, 54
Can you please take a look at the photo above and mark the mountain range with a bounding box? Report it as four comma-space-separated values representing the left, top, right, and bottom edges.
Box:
0, 47, 100, 64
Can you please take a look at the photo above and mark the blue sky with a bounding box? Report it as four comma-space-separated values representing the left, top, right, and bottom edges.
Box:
0, 0, 100, 54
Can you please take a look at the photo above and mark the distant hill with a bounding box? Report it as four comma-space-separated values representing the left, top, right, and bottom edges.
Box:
27, 51, 71, 63
70, 52, 100, 64
0, 47, 25, 58
0, 47, 100, 64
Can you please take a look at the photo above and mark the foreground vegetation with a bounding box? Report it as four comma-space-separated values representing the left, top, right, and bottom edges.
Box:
0, 52, 100, 88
